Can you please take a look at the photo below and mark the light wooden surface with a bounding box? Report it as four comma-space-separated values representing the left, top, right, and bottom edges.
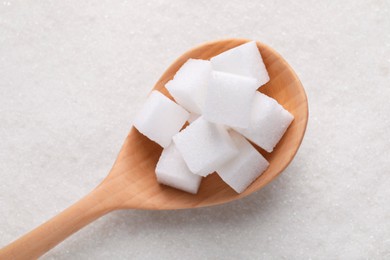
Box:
0, 38, 308, 259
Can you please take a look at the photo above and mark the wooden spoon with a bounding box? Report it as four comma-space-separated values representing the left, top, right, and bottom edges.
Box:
0, 38, 308, 259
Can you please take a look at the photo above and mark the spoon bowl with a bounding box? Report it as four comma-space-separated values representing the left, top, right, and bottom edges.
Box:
115, 38, 308, 209
0, 38, 308, 259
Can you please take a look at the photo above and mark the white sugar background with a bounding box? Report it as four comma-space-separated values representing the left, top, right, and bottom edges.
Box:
0, 1, 389, 259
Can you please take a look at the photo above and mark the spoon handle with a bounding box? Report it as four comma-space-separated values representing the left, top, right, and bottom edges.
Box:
0, 185, 114, 259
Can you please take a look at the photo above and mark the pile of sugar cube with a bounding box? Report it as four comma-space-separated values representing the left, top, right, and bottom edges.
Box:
133, 41, 294, 194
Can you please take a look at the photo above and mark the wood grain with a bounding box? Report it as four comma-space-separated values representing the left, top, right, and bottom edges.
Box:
0, 38, 308, 259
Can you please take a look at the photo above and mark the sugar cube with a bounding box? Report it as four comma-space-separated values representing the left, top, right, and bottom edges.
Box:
234, 92, 294, 152
203, 71, 258, 128
210, 41, 269, 87
165, 59, 212, 114
133, 91, 189, 148
217, 131, 269, 193
173, 117, 238, 176
155, 143, 202, 194
187, 113, 200, 123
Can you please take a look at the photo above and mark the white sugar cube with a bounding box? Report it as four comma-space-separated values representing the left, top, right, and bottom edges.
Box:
203, 71, 258, 128
217, 131, 269, 193
133, 91, 189, 148
187, 113, 200, 123
166, 59, 212, 114
155, 143, 202, 194
234, 92, 294, 152
211, 41, 269, 87
173, 117, 238, 176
